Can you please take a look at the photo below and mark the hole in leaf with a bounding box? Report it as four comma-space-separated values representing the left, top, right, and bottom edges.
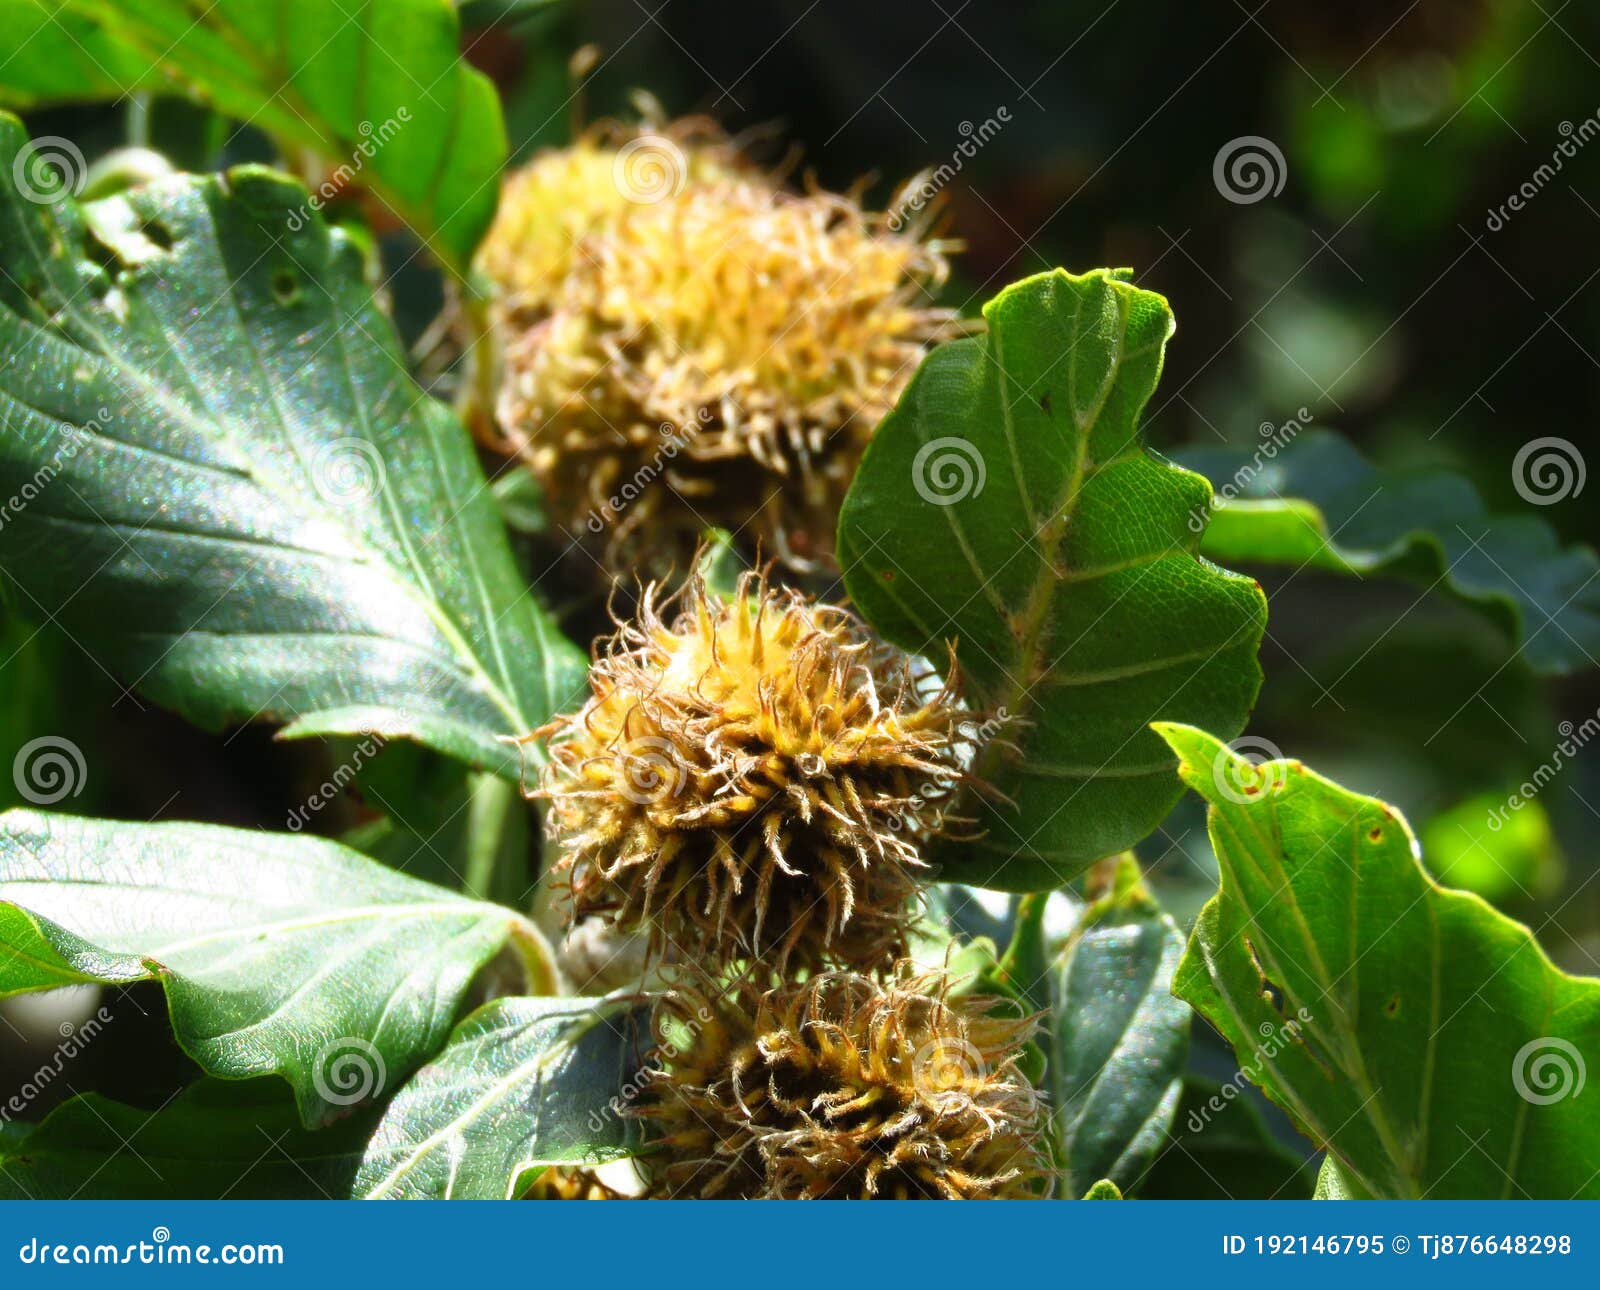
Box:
1384, 994, 1401, 1018
139, 219, 174, 251
271, 267, 301, 306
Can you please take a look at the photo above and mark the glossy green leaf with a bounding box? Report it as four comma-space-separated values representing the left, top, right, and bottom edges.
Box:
838, 268, 1266, 890
357, 996, 646, 1199
1178, 430, 1600, 675
1051, 855, 1190, 1199
0, 1079, 377, 1199
0, 116, 584, 779
1159, 723, 1600, 1200
0, 0, 505, 271
0, 809, 557, 1126
1313, 1155, 1373, 1200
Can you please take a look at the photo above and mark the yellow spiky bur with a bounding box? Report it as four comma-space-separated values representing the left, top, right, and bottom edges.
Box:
478, 119, 954, 571
529, 572, 975, 974
638, 971, 1050, 1199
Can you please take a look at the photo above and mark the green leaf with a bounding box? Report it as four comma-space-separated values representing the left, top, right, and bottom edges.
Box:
1313, 1155, 1373, 1200
0, 0, 505, 271
357, 996, 646, 1199
0, 116, 584, 779
1050, 855, 1190, 1199
0, 1079, 377, 1199
838, 268, 1266, 890
1158, 723, 1600, 1200
1081, 1178, 1122, 1199
1177, 430, 1600, 676
0, 2, 152, 103
0, 809, 557, 1126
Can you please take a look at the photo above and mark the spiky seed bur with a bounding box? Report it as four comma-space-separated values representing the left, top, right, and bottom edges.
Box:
478, 118, 955, 571
529, 571, 976, 974
477, 120, 746, 331
637, 970, 1050, 1199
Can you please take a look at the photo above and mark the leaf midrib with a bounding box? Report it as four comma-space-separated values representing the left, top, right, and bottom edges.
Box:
361, 1005, 617, 1199
5, 164, 529, 742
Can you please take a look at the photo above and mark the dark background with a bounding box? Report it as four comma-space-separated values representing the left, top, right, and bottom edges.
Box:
3, 0, 1598, 1175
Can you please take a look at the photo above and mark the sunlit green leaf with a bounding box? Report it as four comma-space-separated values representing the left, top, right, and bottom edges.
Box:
0, 809, 557, 1126
839, 268, 1266, 890
357, 996, 646, 1199
1159, 723, 1600, 1199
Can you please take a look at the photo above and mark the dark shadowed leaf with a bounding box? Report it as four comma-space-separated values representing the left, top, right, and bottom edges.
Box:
1050, 855, 1189, 1198
0, 1079, 377, 1199
1179, 430, 1600, 676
